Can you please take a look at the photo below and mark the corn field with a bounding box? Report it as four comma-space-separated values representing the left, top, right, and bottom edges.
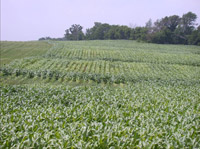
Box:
0, 40, 200, 148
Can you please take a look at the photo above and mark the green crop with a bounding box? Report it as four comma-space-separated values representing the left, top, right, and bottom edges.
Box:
0, 83, 200, 148
0, 40, 200, 148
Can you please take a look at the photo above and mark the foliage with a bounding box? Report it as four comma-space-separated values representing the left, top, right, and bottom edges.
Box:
64, 24, 84, 40
0, 83, 200, 148
151, 12, 198, 45
1, 40, 200, 148
181, 12, 197, 35
38, 11, 199, 45
188, 26, 200, 45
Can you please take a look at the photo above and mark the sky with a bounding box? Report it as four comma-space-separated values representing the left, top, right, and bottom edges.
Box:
1, 0, 200, 41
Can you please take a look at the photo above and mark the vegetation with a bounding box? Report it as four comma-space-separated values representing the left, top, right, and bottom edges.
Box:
0, 40, 200, 148
1, 83, 200, 148
0, 41, 52, 65
64, 24, 85, 40
1, 41, 200, 84
39, 12, 200, 46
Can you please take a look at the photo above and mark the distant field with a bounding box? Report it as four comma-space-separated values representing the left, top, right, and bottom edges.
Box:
1, 40, 200, 84
0, 41, 52, 65
0, 40, 200, 148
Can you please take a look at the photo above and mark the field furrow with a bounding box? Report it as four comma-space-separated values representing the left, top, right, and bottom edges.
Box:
1, 40, 200, 148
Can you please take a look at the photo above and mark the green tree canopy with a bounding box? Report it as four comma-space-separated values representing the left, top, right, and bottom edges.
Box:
64, 24, 84, 40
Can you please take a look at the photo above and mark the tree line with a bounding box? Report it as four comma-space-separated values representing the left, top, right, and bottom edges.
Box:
39, 12, 200, 45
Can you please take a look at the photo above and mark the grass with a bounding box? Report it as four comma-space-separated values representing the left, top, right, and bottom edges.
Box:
0, 40, 200, 148
0, 41, 52, 65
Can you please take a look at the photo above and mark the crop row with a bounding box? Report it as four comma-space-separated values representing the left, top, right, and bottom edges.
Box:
1, 67, 199, 85
44, 42, 200, 66
6, 58, 200, 81
1, 41, 52, 65
1, 83, 200, 148
0, 67, 149, 84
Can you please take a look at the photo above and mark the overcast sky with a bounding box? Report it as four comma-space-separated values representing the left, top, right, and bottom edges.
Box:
1, 0, 200, 41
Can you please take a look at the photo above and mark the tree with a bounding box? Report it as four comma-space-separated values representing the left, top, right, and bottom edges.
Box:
188, 25, 200, 45
38, 37, 46, 41
153, 15, 180, 32
173, 12, 197, 44
151, 29, 173, 44
38, 37, 52, 41
167, 15, 181, 32
85, 28, 93, 40
119, 26, 131, 39
145, 19, 153, 33
64, 29, 72, 40
134, 27, 148, 42
40, 12, 198, 45
181, 12, 197, 35
150, 13, 196, 44
64, 24, 84, 40
94, 23, 111, 39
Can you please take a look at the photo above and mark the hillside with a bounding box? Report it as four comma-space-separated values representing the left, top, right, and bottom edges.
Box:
0, 41, 52, 65
1, 40, 200, 85
0, 40, 200, 148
